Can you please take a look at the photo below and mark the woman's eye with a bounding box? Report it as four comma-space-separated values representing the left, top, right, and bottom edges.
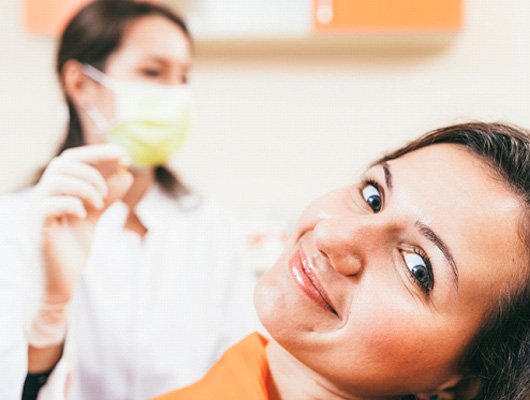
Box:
402, 251, 433, 294
141, 68, 161, 78
362, 183, 382, 213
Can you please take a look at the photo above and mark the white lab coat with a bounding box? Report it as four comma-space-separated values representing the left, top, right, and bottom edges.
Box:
0, 185, 259, 400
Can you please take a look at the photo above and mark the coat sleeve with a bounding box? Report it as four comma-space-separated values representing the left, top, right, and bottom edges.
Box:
0, 193, 32, 399
0, 191, 74, 400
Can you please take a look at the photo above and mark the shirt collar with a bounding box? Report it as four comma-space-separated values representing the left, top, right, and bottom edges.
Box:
134, 184, 174, 229
98, 184, 173, 232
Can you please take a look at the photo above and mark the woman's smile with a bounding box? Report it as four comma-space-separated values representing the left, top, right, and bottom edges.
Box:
289, 248, 339, 317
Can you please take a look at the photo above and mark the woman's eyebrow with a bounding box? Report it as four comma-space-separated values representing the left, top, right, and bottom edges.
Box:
142, 55, 191, 69
381, 162, 393, 190
377, 162, 459, 292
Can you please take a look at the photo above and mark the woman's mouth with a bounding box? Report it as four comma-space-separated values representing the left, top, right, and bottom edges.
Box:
289, 250, 338, 316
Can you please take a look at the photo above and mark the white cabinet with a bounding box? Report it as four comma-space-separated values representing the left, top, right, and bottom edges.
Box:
165, 0, 312, 39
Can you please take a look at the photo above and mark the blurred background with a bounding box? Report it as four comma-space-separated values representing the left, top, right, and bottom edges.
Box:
2, 0, 530, 271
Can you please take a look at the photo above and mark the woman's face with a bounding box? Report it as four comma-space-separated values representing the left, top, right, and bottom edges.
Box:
255, 144, 525, 396
82, 14, 192, 144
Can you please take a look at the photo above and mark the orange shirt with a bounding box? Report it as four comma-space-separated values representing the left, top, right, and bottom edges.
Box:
155, 333, 270, 400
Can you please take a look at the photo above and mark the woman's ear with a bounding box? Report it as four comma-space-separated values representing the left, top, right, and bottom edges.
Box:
62, 60, 96, 109
414, 374, 482, 400
450, 374, 482, 399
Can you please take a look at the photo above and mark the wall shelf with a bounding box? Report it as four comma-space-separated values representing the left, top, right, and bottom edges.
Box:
193, 33, 458, 57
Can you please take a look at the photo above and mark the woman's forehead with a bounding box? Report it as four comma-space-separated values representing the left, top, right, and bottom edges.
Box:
115, 16, 191, 63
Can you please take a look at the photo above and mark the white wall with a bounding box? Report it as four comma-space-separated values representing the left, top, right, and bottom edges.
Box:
1, 0, 530, 226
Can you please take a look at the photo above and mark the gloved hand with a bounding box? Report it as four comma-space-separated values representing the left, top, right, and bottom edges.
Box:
28, 144, 133, 348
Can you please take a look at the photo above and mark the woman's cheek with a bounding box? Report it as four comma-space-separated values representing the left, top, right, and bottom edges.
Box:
343, 290, 428, 365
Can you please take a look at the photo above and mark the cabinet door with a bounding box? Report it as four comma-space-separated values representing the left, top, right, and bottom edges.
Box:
313, 0, 462, 33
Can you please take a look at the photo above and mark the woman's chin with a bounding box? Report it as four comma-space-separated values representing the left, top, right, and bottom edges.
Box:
253, 268, 279, 336
253, 261, 336, 353
253, 265, 299, 344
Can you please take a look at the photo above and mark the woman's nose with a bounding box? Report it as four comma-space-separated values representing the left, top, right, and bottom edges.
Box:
313, 216, 389, 277
166, 72, 187, 85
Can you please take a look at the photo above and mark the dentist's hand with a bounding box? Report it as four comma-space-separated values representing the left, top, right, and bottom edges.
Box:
28, 144, 133, 348
34, 144, 133, 302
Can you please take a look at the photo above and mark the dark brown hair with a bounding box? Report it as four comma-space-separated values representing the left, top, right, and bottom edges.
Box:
379, 122, 530, 400
54, 0, 191, 196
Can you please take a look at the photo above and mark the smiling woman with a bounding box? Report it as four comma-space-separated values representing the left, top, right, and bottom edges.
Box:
157, 122, 530, 400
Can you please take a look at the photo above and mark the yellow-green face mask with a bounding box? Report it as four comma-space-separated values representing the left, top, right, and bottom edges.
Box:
84, 64, 191, 167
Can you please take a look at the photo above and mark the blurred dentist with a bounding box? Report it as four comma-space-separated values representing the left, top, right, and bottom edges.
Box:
0, 1, 257, 399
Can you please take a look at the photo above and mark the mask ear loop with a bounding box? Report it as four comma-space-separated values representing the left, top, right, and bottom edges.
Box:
84, 106, 111, 135
79, 64, 137, 170
80, 64, 115, 138
82, 64, 114, 88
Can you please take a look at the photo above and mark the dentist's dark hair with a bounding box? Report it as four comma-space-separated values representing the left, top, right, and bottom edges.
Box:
379, 122, 530, 400
51, 0, 191, 196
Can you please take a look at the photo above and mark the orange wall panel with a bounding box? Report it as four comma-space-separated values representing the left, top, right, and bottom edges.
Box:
314, 0, 462, 33
24, 0, 93, 35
